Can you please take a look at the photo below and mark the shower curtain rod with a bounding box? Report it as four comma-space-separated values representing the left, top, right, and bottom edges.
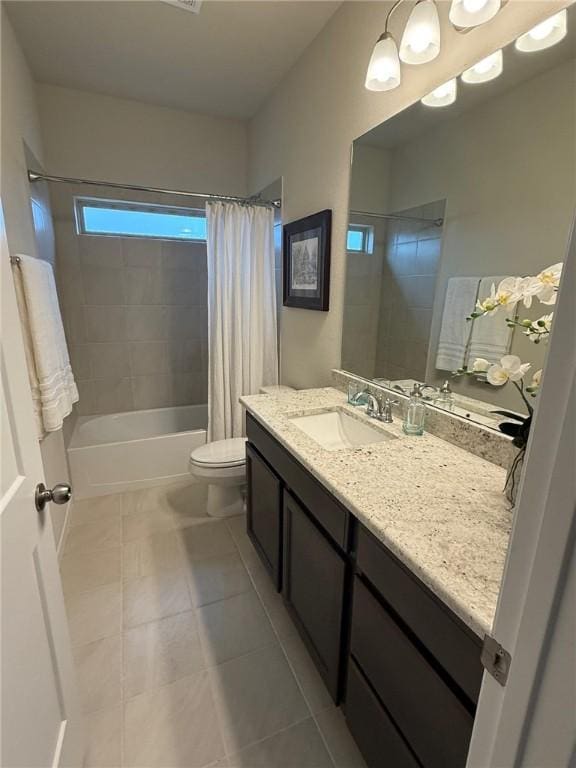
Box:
350, 209, 443, 227
27, 171, 282, 209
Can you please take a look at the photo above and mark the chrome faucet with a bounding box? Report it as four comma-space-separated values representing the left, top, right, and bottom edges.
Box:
365, 392, 382, 419
381, 398, 399, 423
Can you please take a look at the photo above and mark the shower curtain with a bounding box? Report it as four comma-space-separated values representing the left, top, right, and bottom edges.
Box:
206, 201, 278, 441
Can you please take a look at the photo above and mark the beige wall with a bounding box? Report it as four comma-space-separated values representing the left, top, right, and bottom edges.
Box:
248, 0, 571, 389
37, 83, 248, 200
1, 9, 70, 550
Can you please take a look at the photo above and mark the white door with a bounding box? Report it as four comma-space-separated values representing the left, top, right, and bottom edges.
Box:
0, 202, 84, 767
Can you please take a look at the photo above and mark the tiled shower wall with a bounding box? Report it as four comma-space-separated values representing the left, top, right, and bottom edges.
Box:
54, 220, 208, 415
374, 200, 445, 382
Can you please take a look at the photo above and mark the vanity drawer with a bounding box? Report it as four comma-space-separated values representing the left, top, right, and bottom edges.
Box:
246, 413, 349, 550
356, 524, 482, 704
351, 576, 474, 768
344, 658, 420, 768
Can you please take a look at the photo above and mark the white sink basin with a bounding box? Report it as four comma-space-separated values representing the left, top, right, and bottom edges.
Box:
289, 409, 396, 451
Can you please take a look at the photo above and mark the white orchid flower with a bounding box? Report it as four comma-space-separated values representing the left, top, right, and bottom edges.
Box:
531, 369, 542, 389
476, 277, 522, 315
524, 313, 553, 342
520, 263, 563, 307
487, 355, 531, 386
471, 358, 491, 373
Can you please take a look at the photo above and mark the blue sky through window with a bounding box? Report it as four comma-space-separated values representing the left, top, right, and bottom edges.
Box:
346, 229, 364, 252
79, 203, 207, 241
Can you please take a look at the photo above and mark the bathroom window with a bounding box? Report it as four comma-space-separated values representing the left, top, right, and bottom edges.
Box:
75, 198, 207, 241
347, 224, 374, 254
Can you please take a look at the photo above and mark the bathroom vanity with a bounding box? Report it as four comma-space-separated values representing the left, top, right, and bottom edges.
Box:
241, 388, 511, 768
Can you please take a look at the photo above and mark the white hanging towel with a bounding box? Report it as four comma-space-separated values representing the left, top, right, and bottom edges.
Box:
435, 277, 480, 372
12, 255, 78, 437
468, 276, 515, 365
206, 202, 278, 441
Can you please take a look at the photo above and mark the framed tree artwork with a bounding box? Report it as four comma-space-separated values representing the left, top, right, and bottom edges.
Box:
283, 209, 332, 311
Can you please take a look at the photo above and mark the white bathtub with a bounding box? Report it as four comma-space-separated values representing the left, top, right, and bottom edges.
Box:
68, 404, 207, 499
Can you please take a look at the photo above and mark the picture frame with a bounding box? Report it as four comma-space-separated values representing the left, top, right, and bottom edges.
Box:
283, 209, 332, 311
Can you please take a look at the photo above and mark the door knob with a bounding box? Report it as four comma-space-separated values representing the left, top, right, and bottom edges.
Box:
35, 482, 72, 513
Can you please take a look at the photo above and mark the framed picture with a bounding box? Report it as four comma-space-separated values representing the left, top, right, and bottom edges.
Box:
283, 209, 332, 311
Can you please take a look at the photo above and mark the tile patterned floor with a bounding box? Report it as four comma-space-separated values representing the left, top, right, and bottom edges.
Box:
60, 481, 367, 768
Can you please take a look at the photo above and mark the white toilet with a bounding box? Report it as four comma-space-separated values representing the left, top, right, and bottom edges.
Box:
189, 437, 247, 518
190, 386, 294, 517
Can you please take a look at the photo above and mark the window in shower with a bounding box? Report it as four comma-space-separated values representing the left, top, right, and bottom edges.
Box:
75, 198, 207, 241
346, 224, 374, 254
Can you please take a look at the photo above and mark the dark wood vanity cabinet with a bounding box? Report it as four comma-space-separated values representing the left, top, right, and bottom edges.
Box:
246, 443, 283, 589
283, 491, 347, 700
245, 413, 484, 768
246, 414, 350, 702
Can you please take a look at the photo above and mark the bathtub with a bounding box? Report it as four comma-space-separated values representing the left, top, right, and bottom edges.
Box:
68, 404, 207, 499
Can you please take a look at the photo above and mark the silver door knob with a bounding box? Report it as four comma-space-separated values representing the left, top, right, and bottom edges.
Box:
35, 482, 72, 512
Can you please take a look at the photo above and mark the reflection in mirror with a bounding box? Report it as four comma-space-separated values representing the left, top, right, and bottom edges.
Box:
343, 9, 575, 430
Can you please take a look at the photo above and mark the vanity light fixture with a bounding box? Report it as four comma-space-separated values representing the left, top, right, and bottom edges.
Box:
461, 49, 503, 83
365, 32, 402, 91
421, 77, 457, 107
400, 0, 441, 65
449, 0, 501, 29
515, 9, 567, 53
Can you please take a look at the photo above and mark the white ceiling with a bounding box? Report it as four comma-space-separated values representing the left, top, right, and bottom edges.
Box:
6, 0, 341, 119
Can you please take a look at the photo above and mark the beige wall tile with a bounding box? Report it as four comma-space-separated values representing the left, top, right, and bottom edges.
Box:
89, 342, 131, 379
83, 265, 126, 305
84, 306, 127, 342
79, 235, 123, 268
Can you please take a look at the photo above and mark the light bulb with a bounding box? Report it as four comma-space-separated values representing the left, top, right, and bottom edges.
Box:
462, 0, 488, 13
400, 0, 441, 65
365, 33, 401, 91
421, 78, 457, 107
461, 49, 503, 84
449, 0, 501, 28
515, 10, 567, 52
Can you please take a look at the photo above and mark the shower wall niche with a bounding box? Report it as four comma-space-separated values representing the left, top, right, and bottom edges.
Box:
53, 185, 208, 416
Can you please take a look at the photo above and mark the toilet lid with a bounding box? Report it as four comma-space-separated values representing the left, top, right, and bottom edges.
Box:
191, 437, 247, 468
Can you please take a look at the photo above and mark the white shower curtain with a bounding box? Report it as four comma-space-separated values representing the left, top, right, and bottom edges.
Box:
206, 201, 278, 441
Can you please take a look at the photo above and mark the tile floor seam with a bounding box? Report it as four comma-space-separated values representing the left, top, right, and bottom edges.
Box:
220, 712, 317, 761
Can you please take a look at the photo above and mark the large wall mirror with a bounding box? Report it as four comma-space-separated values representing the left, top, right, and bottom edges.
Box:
342, 8, 575, 430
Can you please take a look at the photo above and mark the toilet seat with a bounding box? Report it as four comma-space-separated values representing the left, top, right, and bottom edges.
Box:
190, 437, 247, 469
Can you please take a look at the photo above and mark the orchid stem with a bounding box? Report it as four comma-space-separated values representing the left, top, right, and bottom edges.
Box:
514, 380, 533, 416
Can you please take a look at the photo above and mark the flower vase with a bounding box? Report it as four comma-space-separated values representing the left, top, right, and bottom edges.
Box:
504, 446, 526, 507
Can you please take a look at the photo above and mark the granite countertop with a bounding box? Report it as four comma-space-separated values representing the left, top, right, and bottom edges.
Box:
240, 387, 513, 637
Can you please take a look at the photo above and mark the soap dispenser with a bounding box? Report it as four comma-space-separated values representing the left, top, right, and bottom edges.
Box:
403, 384, 427, 436
436, 380, 454, 411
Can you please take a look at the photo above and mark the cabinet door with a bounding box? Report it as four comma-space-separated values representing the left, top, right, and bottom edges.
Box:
344, 659, 420, 768
283, 490, 347, 702
246, 443, 283, 590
